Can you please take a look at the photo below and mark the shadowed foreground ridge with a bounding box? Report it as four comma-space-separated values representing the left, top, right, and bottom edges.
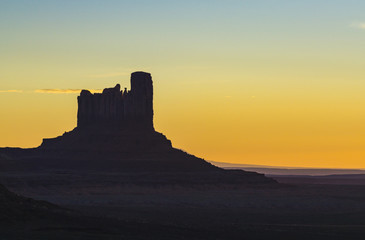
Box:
0, 71, 275, 185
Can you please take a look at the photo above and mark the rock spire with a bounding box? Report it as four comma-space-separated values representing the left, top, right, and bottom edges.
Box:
77, 71, 154, 130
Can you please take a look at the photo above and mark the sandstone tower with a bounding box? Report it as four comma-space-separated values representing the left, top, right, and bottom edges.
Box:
77, 71, 154, 130
2, 70, 276, 185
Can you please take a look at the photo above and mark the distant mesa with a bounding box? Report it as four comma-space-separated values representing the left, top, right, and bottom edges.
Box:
0, 71, 276, 185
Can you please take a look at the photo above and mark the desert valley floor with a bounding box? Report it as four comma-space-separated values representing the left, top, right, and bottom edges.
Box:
2, 174, 365, 240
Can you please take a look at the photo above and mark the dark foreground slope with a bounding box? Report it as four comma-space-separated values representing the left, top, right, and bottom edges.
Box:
0, 183, 214, 240
2, 182, 365, 240
0, 183, 62, 222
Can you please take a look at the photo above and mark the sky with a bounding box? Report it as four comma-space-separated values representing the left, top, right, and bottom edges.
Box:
1, 0, 365, 168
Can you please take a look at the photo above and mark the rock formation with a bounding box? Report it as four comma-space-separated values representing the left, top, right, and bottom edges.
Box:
40, 71, 170, 151
77, 71, 154, 130
0, 71, 276, 185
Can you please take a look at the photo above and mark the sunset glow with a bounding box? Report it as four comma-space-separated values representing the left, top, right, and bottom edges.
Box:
1, 1, 364, 168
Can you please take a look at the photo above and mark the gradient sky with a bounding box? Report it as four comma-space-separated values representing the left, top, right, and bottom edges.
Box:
1, 0, 365, 168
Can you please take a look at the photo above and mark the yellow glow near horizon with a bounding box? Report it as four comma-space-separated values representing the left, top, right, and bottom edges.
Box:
1, 1, 365, 168
1, 64, 365, 169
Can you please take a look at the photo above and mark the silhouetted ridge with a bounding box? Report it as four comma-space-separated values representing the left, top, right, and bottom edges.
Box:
0, 183, 62, 222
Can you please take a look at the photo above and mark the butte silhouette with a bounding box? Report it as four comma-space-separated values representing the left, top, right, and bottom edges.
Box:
0, 72, 275, 185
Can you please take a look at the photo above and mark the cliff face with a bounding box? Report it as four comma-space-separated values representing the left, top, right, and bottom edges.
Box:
77, 71, 154, 130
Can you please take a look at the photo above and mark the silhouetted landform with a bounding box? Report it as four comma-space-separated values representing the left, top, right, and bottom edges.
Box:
0, 183, 60, 220
210, 161, 365, 176
1, 182, 218, 240
77, 72, 153, 130
6, 181, 365, 240
272, 174, 365, 185
0, 72, 275, 185
3, 182, 365, 240
4, 72, 365, 239
0, 182, 79, 239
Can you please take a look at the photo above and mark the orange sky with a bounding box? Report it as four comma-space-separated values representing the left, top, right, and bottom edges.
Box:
1, 1, 365, 168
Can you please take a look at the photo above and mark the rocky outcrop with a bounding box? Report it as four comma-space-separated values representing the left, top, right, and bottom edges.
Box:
41, 72, 168, 151
0, 71, 277, 185
77, 71, 154, 130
